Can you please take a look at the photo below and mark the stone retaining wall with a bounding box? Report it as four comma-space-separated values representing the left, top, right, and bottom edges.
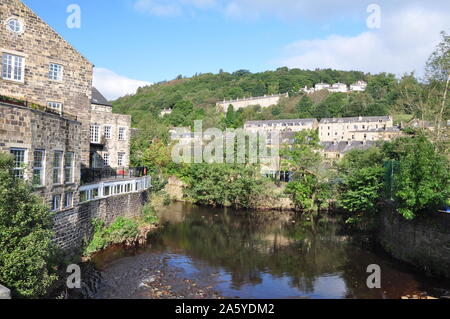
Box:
378, 209, 450, 278
53, 190, 149, 251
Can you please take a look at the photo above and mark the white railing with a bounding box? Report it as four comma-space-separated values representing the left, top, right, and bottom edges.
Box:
79, 176, 151, 203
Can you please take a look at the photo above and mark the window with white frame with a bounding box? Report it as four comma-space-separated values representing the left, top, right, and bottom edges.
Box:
6, 18, 24, 33
2, 53, 25, 82
53, 151, 63, 184
33, 150, 45, 186
104, 126, 112, 139
64, 152, 73, 183
47, 102, 62, 114
51, 194, 61, 211
103, 153, 109, 167
64, 192, 73, 209
79, 188, 99, 203
10, 148, 26, 179
90, 125, 100, 143
118, 127, 126, 141
48, 63, 63, 81
118, 152, 125, 167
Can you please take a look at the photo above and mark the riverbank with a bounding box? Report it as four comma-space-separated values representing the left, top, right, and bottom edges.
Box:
164, 175, 295, 211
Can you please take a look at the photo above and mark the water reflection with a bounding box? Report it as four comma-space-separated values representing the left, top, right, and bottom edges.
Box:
92, 202, 450, 299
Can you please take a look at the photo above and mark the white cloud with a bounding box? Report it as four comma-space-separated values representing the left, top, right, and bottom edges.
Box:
93, 68, 152, 100
277, 7, 450, 77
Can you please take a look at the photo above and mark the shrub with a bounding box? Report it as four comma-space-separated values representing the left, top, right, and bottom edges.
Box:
0, 153, 58, 298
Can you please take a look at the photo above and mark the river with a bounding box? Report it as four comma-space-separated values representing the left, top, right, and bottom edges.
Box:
77, 202, 450, 299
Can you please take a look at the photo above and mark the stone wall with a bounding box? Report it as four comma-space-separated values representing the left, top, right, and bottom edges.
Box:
53, 190, 149, 251
378, 209, 450, 278
217, 94, 288, 111
0, 103, 82, 206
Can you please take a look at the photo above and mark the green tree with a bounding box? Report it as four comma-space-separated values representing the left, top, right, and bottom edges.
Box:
385, 135, 450, 219
426, 31, 450, 82
180, 163, 267, 209
296, 95, 314, 118
282, 130, 330, 212
0, 153, 58, 298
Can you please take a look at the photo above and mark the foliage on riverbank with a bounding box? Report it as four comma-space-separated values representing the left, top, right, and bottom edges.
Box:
0, 153, 59, 298
177, 163, 273, 209
83, 202, 160, 257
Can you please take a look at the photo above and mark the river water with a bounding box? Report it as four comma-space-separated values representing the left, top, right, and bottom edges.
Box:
82, 202, 450, 299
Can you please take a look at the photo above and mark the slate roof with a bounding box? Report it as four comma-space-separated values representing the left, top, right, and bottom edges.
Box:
321, 141, 376, 154
320, 116, 391, 124
91, 87, 112, 107
245, 118, 318, 126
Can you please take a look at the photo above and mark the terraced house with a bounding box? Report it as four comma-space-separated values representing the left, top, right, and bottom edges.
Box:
0, 0, 150, 250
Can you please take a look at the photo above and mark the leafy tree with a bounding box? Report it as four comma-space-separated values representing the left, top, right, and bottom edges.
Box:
385, 135, 450, 219
296, 95, 314, 118
339, 167, 384, 221
426, 31, 450, 82
313, 93, 347, 119
0, 153, 58, 298
281, 130, 330, 212
140, 139, 173, 174
180, 163, 267, 209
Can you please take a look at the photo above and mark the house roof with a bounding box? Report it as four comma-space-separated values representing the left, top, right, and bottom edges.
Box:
91, 87, 112, 107
320, 116, 391, 124
245, 118, 318, 126
321, 141, 376, 154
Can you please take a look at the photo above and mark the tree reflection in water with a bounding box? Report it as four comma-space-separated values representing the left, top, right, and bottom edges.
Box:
141, 202, 447, 298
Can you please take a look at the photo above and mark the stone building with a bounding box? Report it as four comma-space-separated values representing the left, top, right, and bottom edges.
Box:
320, 140, 376, 160
350, 127, 402, 142
0, 0, 150, 251
217, 93, 289, 111
319, 116, 394, 142
89, 87, 131, 169
0, 0, 93, 166
0, 0, 93, 210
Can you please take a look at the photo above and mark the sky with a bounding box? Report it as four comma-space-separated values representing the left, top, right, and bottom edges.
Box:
22, 0, 450, 100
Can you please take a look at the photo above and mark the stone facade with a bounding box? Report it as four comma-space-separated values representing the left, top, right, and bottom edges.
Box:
53, 189, 149, 251
0, 0, 93, 165
319, 116, 394, 142
217, 93, 289, 111
0, 102, 82, 208
90, 88, 131, 169
378, 209, 450, 279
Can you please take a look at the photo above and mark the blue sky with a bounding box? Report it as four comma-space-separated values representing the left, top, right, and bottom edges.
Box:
22, 0, 450, 99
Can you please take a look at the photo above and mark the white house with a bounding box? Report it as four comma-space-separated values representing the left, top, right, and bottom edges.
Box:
329, 82, 348, 93
315, 83, 331, 91
350, 81, 368, 92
